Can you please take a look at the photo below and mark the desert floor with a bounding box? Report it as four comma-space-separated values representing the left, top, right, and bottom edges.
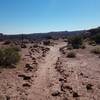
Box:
0, 40, 100, 100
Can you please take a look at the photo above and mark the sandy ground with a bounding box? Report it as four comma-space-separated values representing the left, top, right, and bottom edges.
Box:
26, 42, 66, 100
0, 41, 100, 100
55, 44, 100, 100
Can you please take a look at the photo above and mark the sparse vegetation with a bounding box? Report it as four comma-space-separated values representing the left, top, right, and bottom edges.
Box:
11, 46, 21, 51
67, 44, 73, 50
88, 40, 96, 46
91, 34, 100, 44
88, 28, 100, 44
0, 47, 20, 68
59, 46, 66, 54
67, 51, 76, 58
0, 27, 100, 100
81, 44, 86, 49
91, 47, 100, 54
68, 35, 83, 49
45, 36, 52, 40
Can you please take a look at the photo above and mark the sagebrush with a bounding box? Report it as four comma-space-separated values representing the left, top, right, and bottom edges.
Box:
68, 35, 83, 49
0, 47, 20, 67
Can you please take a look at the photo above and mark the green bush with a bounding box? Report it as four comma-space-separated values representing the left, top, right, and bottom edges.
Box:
0, 47, 20, 67
67, 51, 76, 58
11, 46, 21, 51
68, 35, 83, 49
91, 34, 100, 44
91, 47, 100, 54
88, 28, 100, 44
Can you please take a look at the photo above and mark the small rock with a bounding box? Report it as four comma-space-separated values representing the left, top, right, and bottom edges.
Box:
18, 74, 31, 80
73, 92, 79, 97
23, 83, 31, 87
86, 84, 93, 90
25, 64, 33, 71
59, 78, 67, 82
32, 57, 36, 60
80, 72, 83, 76
64, 85, 72, 90
51, 90, 60, 96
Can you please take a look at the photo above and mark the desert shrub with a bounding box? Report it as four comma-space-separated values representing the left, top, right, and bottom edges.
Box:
59, 46, 66, 54
0, 49, 4, 65
11, 46, 21, 51
91, 34, 100, 44
3, 40, 11, 45
43, 40, 50, 45
91, 47, 100, 54
13, 41, 20, 45
67, 44, 73, 50
67, 51, 76, 58
0, 47, 20, 67
88, 40, 96, 46
88, 28, 100, 44
81, 44, 86, 49
63, 39, 68, 42
88, 27, 100, 35
68, 35, 83, 49
45, 36, 52, 40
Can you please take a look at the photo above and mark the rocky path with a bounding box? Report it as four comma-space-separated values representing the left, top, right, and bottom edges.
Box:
27, 42, 66, 100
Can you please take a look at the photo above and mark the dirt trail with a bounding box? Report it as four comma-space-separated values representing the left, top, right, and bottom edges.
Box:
28, 42, 66, 100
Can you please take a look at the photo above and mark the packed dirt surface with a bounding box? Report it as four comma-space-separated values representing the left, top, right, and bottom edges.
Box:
55, 45, 100, 100
0, 41, 100, 100
27, 42, 66, 100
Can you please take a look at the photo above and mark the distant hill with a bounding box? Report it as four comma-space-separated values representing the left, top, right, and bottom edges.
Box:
1, 30, 85, 40
0, 27, 100, 41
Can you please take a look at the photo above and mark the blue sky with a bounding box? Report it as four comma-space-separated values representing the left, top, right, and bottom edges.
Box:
0, 0, 100, 34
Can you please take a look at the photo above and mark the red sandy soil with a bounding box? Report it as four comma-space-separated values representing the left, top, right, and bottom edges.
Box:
0, 41, 100, 100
